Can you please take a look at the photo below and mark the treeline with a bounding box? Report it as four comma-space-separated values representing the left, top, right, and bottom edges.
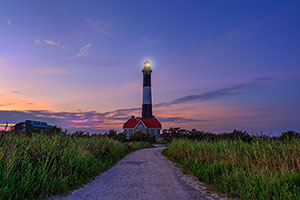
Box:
102, 128, 300, 143
161, 128, 300, 143
7, 127, 157, 143
8, 126, 300, 143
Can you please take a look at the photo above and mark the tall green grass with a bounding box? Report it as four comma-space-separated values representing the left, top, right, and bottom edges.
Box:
163, 139, 300, 200
0, 131, 151, 200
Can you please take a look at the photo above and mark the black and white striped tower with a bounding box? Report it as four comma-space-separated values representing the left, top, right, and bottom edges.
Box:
142, 60, 153, 118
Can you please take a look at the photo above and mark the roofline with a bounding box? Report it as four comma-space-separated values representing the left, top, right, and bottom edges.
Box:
155, 117, 162, 127
123, 117, 162, 129
133, 119, 147, 129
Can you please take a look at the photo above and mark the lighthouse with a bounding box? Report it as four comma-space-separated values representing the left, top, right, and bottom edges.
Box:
142, 60, 153, 118
123, 60, 162, 139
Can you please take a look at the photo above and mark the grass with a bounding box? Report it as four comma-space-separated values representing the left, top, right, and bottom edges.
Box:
0, 131, 151, 200
162, 139, 300, 200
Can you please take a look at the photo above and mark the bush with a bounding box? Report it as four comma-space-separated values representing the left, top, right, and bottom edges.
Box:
279, 131, 300, 141
161, 127, 300, 143
129, 131, 156, 143
104, 129, 127, 142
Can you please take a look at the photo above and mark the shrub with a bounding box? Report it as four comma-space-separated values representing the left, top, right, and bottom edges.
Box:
129, 131, 156, 143
161, 127, 300, 143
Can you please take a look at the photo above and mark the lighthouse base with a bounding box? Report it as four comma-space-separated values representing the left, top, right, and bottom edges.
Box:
123, 116, 162, 139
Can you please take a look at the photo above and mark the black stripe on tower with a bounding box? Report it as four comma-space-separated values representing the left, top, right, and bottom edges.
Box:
143, 73, 151, 87
142, 104, 152, 118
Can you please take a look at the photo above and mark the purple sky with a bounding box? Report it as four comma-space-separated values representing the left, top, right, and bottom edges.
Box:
0, 0, 300, 135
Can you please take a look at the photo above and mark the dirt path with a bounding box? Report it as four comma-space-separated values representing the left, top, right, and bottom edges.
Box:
58, 147, 230, 200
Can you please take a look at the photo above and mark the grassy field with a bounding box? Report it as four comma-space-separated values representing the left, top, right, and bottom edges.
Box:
163, 138, 300, 200
0, 131, 151, 200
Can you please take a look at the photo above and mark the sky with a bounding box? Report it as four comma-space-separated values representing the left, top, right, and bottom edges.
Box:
0, 0, 300, 135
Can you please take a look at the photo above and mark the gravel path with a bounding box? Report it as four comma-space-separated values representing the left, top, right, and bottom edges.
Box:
58, 147, 230, 200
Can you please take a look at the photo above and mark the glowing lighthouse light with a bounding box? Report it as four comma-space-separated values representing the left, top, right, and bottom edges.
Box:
142, 60, 152, 72
144, 60, 151, 67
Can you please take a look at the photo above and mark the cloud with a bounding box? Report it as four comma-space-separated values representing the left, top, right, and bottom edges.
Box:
73, 43, 93, 58
158, 117, 206, 123
155, 76, 276, 107
43, 40, 59, 46
10, 90, 21, 94
81, 43, 93, 51
34, 39, 42, 45
0, 76, 276, 132
64, 11, 69, 18
35, 36, 68, 49
7, 19, 11, 25
36, 67, 69, 75
138, 35, 150, 42
0, 90, 21, 97
0, 109, 200, 132
0, 103, 15, 107
0, 110, 106, 132
75, 59, 121, 67
0, 123, 15, 129
104, 107, 140, 121
86, 18, 119, 37
136, 35, 160, 47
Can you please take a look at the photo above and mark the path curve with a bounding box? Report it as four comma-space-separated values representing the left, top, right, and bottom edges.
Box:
58, 147, 229, 200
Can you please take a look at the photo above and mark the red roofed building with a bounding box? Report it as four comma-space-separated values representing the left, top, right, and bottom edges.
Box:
123, 61, 162, 138
123, 116, 162, 138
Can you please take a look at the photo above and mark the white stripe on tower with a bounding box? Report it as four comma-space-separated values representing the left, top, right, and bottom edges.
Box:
143, 86, 152, 104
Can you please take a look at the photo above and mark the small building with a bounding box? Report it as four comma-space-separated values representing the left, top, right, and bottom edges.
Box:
123, 116, 162, 139
13, 120, 53, 132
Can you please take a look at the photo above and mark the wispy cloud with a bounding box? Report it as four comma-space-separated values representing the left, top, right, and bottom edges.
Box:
86, 18, 119, 37
136, 35, 160, 47
34, 39, 42, 45
155, 76, 276, 107
104, 107, 140, 121
36, 67, 69, 75
158, 117, 206, 123
35, 36, 68, 49
73, 43, 93, 58
0, 90, 21, 97
138, 35, 150, 43
10, 90, 21, 94
43, 40, 59, 46
74, 59, 121, 67
0, 103, 15, 107
102, 76, 276, 120
0, 110, 106, 132
64, 11, 69, 18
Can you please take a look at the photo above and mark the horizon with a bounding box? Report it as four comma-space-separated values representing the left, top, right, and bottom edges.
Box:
1, 0, 300, 136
